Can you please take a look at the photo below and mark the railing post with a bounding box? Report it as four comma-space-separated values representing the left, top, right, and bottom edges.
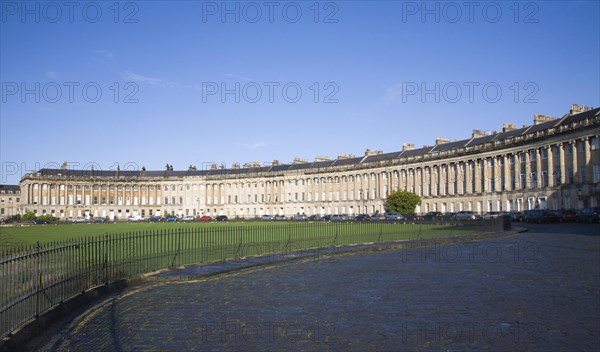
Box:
334, 222, 339, 246
35, 241, 40, 318
237, 226, 243, 259
104, 234, 109, 285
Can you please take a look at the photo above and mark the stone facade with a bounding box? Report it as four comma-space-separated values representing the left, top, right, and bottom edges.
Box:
18, 105, 600, 220
0, 185, 21, 219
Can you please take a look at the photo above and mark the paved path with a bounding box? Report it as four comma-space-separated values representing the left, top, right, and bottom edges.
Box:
33, 223, 600, 351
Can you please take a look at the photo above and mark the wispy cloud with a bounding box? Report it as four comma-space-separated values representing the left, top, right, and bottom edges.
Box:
94, 49, 115, 60
225, 73, 254, 82
46, 71, 58, 79
383, 84, 403, 102
183, 84, 203, 90
122, 70, 163, 86
241, 142, 268, 150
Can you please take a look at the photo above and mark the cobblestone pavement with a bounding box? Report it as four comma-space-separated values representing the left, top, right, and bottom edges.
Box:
33, 224, 599, 351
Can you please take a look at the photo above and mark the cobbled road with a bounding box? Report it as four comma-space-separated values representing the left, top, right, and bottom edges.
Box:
32, 223, 599, 351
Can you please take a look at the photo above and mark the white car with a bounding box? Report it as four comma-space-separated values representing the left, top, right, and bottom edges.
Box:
181, 216, 195, 221
128, 215, 145, 222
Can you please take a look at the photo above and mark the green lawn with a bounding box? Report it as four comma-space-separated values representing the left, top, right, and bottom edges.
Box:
0, 220, 490, 254
1, 222, 267, 248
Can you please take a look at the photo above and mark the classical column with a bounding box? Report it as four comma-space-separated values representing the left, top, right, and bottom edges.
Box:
547, 146, 555, 188
464, 161, 471, 194
422, 166, 428, 196
571, 140, 578, 183
448, 163, 455, 195
514, 153, 521, 190
559, 143, 567, 184
524, 151, 531, 189
430, 166, 436, 196
474, 159, 481, 193
492, 156, 499, 192
583, 138, 591, 182
503, 154, 511, 191
536, 148, 542, 189
457, 162, 464, 195
482, 158, 489, 193
441, 164, 447, 195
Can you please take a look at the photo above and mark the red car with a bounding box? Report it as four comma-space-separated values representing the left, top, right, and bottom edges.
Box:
561, 209, 577, 222
198, 216, 212, 222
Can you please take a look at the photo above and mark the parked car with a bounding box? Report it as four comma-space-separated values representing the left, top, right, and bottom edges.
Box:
482, 211, 502, 219
370, 213, 384, 221
92, 217, 106, 223
166, 216, 179, 222
506, 211, 522, 222
274, 215, 286, 221
443, 212, 457, 221
385, 212, 404, 221
523, 210, 559, 223
73, 217, 88, 223
330, 214, 345, 221
292, 214, 307, 221
403, 213, 422, 221
148, 216, 163, 222
198, 216, 212, 222
181, 216, 195, 222
423, 212, 443, 221
354, 214, 371, 221
455, 211, 477, 221
260, 215, 273, 221
128, 215, 144, 222
307, 215, 321, 221
321, 215, 332, 221
216, 215, 228, 221
576, 207, 600, 223
33, 219, 50, 224
560, 209, 577, 222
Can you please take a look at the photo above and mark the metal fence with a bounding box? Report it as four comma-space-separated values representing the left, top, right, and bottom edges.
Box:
0, 219, 503, 340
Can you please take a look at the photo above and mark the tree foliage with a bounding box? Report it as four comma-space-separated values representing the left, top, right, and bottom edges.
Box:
37, 214, 56, 222
22, 211, 36, 221
385, 190, 421, 213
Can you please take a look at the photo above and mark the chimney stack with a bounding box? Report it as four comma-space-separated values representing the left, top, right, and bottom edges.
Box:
364, 149, 383, 156
471, 129, 488, 138
435, 137, 450, 145
402, 143, 415, 151
570, 103, 593, 115
533, 114, 556, 125
502, 123, 517, 132
293, 157, 308, 164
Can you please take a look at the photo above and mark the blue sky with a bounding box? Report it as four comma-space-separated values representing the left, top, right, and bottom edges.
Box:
1, 0, 599, 184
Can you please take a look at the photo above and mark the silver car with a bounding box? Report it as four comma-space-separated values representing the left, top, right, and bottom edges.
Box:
385, 212, 404, 221
456, 211, 477, 221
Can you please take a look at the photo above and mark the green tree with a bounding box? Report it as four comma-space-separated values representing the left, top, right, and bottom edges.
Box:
385, 190, 421, 214
22, 211, 36, 221
37, 214, 56, 222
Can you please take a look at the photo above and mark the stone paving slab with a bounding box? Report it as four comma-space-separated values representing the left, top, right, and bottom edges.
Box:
150, 229, 522, 281
28, 224, 600, 351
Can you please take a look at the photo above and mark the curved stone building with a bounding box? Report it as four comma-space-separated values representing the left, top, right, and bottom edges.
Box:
18, 104, 600, 220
